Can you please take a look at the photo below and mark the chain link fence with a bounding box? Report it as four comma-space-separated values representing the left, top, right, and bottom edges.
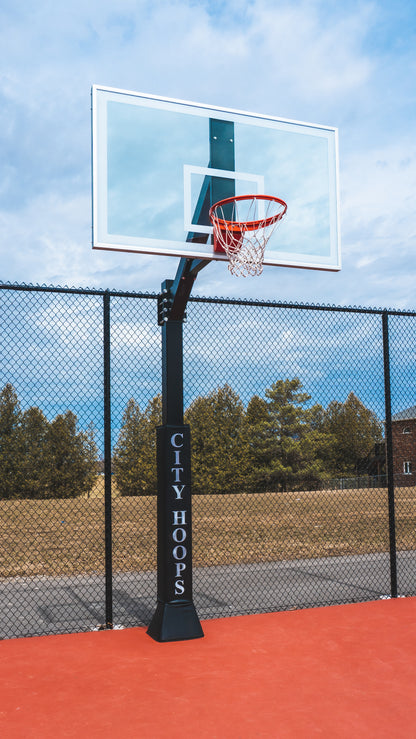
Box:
0, 283, 415, 638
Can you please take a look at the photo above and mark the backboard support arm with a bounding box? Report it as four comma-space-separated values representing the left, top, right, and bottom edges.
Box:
157, 257, 209, 325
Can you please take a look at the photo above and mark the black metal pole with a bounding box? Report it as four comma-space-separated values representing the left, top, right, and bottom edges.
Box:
382, 310, 398, 598
147, 284, 203, 642
103, 290, 113, 627
161, 319, 184, 425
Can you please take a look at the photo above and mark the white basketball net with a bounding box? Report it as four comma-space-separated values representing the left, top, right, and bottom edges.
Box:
210, 196, 287, 277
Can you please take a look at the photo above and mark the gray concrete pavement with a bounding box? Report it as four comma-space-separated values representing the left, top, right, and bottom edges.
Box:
1, 551, 414, 639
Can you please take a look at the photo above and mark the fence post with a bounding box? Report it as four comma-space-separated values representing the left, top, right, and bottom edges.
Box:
103, 290, 113, 626
382, 310, 398, 598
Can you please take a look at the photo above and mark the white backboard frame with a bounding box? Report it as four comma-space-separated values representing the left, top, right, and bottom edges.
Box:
92, 85, 341, 271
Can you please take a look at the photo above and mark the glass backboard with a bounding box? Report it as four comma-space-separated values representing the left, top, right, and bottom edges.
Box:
92, 85, 341, 271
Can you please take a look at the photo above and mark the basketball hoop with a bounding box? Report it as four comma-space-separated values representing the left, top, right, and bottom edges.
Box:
209, 194, 287, 276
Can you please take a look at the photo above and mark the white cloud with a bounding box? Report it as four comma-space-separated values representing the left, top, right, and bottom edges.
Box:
0, 0, 415, 309
246, 1, 374, 100
341, 141, 416, 280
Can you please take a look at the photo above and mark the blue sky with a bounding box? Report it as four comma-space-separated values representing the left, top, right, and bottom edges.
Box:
0, 0, 415, 309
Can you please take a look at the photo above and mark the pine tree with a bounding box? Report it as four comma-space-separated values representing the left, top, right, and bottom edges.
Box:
185, 384, 249, 494
243, 394, 274, 491
244, 378, 328, 492
42, 410, 98, 498
321, 392, 383, 475
20, 406, 50, 497
113, 395, 162, 496
0, 384, 24, 498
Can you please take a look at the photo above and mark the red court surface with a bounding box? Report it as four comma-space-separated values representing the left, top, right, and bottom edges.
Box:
1, 598, 415, 738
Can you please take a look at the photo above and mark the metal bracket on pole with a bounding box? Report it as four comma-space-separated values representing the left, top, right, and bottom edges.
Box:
157, 258, 209, 325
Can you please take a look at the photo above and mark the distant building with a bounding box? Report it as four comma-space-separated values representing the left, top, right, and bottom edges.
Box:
391, 406, 416, 486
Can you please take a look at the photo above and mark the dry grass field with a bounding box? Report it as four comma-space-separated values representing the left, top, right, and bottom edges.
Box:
0, 485, 415, 578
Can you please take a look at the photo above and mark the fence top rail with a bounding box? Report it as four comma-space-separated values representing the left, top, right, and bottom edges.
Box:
0, 282, 156, 300
189, 296, 416, 317
1, 281, 415, 317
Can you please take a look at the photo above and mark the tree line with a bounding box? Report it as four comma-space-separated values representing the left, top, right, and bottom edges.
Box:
0, 380, 383, 499
113, 379, 383, 496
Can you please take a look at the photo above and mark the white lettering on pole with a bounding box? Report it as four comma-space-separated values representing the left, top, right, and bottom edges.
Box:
175, 579, 185, 596
173, 510, 187, 526
169, 430, 189, 599
171, 467, 184, 483
171, 433, 184, 448
172, 527, 186, 543
173, 545, 187, 560
175, 562, 186, 577
172, 484, 185, 500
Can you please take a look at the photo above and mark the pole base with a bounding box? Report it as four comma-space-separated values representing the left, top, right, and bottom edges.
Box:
147, 601, 204, 642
